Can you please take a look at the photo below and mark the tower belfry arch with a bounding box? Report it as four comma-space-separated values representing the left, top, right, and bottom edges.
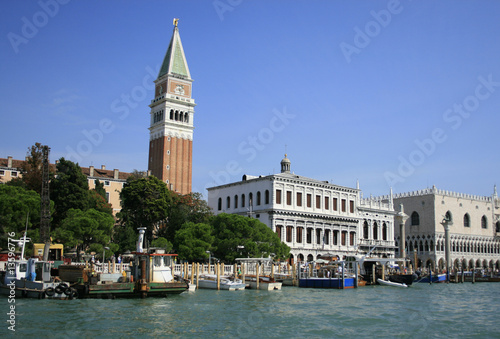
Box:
148, 19, 195, 194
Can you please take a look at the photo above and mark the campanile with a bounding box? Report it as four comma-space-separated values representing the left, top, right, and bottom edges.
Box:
148, 19, 195, 194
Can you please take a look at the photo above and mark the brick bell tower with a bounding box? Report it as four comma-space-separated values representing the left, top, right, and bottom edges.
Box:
148, 18, 195, 194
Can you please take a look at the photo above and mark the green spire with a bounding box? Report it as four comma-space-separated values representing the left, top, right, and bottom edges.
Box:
158, 25, 191, 79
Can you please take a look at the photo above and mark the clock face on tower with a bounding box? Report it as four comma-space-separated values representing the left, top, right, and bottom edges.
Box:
169, 80, 191, 98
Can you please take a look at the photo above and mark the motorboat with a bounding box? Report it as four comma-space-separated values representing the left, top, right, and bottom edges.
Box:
197, 274, 246, 290
377, 278, 408, 288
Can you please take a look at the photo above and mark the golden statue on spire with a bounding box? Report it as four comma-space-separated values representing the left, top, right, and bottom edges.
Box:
173, 18, 179, 27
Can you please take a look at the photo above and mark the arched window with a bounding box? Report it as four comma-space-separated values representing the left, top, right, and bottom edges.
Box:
175, 111, 179, 121
256, 191, 261, 205
241, 194, 245, 208
382, 222, 387, 241
234, 195, 238, 209
363, 221, 369, 239
226, 196, 230, 209
411, 212, 420, 226
481, 216, 488, 229
265, 190, 270, 204
170, 109, 174, 120
249, 193, 253, 206
373, 222, 378, 240
184, 112, 189, 123
496, 221, 500, 233
464, 213, 470, 227
217, 198, 222, 211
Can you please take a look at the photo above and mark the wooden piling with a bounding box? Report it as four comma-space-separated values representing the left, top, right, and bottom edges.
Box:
256, 263, 260, 290
381, 264, 385, 281
372, 264, 376, 284
242, 263, 246, 285
271, 263, 274, 279
196, 263, 199, 289
216, 263, 220, 290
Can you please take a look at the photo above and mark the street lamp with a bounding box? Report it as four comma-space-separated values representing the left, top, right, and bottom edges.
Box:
237, 245, 244, 258
103, 246, 110, 272
395, 204, 409, 270
206, 250, 211, 266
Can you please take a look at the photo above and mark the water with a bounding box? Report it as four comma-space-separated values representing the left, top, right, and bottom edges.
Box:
2, 283, 499, 338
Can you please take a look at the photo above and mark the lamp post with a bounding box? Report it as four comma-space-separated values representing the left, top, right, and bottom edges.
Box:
396, 204, 409, 271
237, 245, 244, 258
103, 246, 110, 272
206, 250, 211, 267
440, 214, 453, 283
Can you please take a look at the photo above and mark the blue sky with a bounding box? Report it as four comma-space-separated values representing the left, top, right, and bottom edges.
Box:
2, 0, 500, 198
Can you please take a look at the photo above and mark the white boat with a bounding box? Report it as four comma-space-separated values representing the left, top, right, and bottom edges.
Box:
197, 274, 246, 290
377, 278, 408, 288
0, 235, 75, 299
245, 275, 282, 290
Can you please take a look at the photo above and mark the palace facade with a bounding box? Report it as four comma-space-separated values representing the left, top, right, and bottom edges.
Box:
207, 155, 397, 263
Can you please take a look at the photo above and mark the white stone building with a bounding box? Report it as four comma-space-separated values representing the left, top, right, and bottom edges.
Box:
385, 186, 500, 270
207, 155, 396, 263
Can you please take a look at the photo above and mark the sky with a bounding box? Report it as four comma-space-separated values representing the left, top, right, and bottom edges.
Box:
1, 0, 500, 199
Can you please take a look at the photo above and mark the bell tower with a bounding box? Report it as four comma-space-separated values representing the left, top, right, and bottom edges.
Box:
148, 18, 195, 194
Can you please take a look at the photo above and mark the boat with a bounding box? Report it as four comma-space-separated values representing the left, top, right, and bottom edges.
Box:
377, 278, 408, 288
387, 273, 417, 286
415, 273, 447, 283
197, 274, 246, 290
245, 275, 282, 290
0, 234, 75, 299
59, 228, 188, 298
298, 262, 357, 289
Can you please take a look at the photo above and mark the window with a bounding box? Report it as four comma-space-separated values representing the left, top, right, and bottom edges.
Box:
307, 194, 312, 208
286, 226, 293, 242
349, 200, 354, 213
276, 190, 282, 204
350, 232, 355, 246
411, 212, 420, 226
265, 190, 270, 204
296, 227, 303, 243
257, 191, 261, 205
286, 191, 292, 205
249, 193, 253, 206
226, 196, 230, 209
496, 221, 500, 233
296, 192, 302, 207
341, 199, 346, 212
333, 230, 338, 245
324, 196, 329, 210
333, 198, 338, 211
0, 170, 4, 176
316, 195, 321, 209
324, 230, 330, 245
276, 226, 282, 240
316, 229, 322, 244
105, 192, 110, 203
341, 231, 347, 246
306, 228, 312, 244
373, 222, 378, 240
481, 215, 488, 229
382, 223, 387, 241
12, 171, 18, 177
241, 194, 246, 207
234, 195, 238, 209
217, 198, 222, 211
104, 180, 110, 186
463, 214, 470, 227
363, 221, 369, 239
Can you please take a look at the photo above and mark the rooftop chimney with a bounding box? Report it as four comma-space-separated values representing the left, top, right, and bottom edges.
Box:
101, 165, 106, 170
89, 166, 94, 177
113, 169, 119, 180
8, 156, 12, 168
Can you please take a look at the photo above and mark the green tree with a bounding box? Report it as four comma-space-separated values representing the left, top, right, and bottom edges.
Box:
50, 158, 91, 227
174, 222, 214, 261
151, 236, 173, 253
112, 224, 137, 254
52, 208, 115, 260
19, 143, 54, 194
117, 176, 175, 243
0, 185, 49, 248
160, 192, 213, 241
210, 214, 290, 263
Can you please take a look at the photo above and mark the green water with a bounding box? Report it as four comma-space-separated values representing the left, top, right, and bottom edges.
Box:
2, 283, 499, 338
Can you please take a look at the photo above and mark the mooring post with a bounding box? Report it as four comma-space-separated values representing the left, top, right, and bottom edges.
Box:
256, 263, 260, 290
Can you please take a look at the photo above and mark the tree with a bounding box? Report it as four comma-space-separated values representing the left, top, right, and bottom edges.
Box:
160, 192, 213, 241
0, 185, 49, 249
210, 214, 290, 263
117, 176, 175, 243
50, 158, 91, 227
18, 143, 53, 194
112, 223, 137, 254
174, 222, 214, 261
52, 208, 115, 260
151, 237, 173, 253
